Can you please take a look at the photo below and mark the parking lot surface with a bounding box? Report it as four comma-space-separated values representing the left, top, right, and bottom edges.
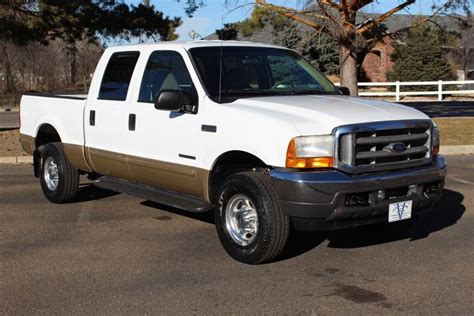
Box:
400, 101, 474, 117
1, 156, 473, 314
0, 112, 20, 129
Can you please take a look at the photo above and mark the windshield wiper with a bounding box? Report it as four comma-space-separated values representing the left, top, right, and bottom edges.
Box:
290, 89, 326, 95
241, 89, 270, 94
222, 89, 279, 97
263, 89, 328, 96
221, 89, 333, 99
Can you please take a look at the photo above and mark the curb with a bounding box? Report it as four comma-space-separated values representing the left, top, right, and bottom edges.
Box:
0, 146, 473, 165
0, 156, 33, 164
0, 108, 20, 113
440, 145, 474, 155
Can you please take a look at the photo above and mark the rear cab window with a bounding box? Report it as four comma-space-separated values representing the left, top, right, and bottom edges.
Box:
99, 52, 140, 101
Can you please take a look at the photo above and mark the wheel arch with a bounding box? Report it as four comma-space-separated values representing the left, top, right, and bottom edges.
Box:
35, 123, 62, 150
208, 150, 269, 204
32, 123, 62, 178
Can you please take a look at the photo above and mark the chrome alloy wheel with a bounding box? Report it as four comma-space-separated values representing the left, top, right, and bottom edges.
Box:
43, 156, 59, 191
225, 194, 259, 246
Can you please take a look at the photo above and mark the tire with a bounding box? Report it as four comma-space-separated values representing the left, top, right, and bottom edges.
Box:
39, 142, 79, 203
215, 172, 290, 264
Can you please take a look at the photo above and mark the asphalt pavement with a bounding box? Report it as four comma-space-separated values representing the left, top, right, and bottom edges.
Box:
1, 155, 473, 314
400, 101, 474, 118
0, 111, 20, 129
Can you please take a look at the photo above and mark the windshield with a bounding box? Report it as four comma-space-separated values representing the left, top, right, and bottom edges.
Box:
189, 46, 339, 103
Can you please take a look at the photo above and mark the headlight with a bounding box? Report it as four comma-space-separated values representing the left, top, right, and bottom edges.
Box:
286, 135, 334, 168
432, 126, 440, 157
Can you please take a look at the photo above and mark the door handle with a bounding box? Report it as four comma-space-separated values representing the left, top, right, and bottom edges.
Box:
89, 110, 95, 126
128, 113, 136, 131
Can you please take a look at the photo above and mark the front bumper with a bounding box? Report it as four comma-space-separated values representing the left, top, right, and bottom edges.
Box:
270, 156, 447, 231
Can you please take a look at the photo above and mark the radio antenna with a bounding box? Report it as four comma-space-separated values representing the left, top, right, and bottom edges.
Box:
218, 14, 225, 103
187, 27, 203, 40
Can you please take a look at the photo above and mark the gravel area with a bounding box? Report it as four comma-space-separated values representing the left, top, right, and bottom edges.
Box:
0, 129, 28, 157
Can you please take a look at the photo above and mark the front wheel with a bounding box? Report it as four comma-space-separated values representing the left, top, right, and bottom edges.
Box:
215, 172, 290, 264
39, 143, 79, 203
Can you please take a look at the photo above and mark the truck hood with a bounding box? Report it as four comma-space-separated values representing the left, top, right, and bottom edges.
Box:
232, 95, 430, 135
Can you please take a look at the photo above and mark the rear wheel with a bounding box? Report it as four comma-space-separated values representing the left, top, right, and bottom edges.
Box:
215, 172, 289, 264
39, 143, 79, 203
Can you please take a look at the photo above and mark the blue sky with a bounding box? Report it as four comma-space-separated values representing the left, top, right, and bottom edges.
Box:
126, 0, 439, 40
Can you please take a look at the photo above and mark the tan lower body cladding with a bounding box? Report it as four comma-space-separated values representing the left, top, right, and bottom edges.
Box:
63, 144, 93, 172
20, 134, 209, 201
18, 135, 209, 201
86, 147, 210, 201
20, 134, 91, 171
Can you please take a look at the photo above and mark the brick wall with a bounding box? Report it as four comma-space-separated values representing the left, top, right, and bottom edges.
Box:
360, 37, 394, 82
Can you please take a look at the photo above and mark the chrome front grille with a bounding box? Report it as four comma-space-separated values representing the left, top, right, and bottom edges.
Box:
335, 120, 433, 173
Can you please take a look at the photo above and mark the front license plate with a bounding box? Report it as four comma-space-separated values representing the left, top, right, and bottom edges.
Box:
388, 200, 413, 223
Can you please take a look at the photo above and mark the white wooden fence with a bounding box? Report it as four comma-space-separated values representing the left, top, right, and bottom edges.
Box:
336, 80, 474, 101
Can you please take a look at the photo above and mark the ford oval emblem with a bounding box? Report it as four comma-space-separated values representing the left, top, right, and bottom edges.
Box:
384, 142, 407, 153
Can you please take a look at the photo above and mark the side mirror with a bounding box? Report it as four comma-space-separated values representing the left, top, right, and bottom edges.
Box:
154, 89, 196, 113
338, 86, 351, 96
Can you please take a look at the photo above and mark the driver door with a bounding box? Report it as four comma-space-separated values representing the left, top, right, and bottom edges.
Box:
126, 49, 205, 198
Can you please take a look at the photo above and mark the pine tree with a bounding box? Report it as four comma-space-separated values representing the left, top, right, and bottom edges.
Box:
0, 1, 182, 87
388, 25, 454, 90
271, 20, 339, 75
216, 24, 238, 40
215, 7, 340, 76
0, 1, 182, 44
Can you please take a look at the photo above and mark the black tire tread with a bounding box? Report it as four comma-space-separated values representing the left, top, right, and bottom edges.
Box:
40, 142, 79, 203
217, 171, 289, 264
243, 172, 289, 263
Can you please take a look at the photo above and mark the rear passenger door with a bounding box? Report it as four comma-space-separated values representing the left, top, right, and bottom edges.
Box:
84, 51, 140, 179
127, 50, 205, 198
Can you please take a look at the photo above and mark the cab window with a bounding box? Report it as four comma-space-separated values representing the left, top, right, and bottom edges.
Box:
98, 52, 140, 101
138, 50, 195, 103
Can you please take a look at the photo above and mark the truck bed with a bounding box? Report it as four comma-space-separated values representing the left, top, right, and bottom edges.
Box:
20, 93, 87, 149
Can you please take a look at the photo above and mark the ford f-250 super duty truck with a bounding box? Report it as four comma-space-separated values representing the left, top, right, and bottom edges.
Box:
20, 41, 446, 264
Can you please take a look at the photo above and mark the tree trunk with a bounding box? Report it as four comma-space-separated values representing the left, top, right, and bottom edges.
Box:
1, 41, 16, 93
339, 43, 358, 96
65, 42, 78, 85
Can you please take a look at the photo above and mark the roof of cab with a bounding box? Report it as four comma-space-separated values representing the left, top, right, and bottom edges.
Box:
105, 40, 286, 52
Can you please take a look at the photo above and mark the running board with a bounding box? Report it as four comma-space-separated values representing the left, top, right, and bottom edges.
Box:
94, 176, 213, 213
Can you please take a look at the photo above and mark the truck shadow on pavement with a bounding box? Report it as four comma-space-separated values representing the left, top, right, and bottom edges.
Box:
140, 200, 215, 224
130, 189, 464, 262
281, 189, 465, 260
72, 184, 120, 202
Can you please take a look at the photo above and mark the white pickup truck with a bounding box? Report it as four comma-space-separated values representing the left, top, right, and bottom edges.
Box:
20, 41, 446, 264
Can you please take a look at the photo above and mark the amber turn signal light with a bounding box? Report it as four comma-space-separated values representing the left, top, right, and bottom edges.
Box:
286, 139, 334, 168
433, 145, 439, 158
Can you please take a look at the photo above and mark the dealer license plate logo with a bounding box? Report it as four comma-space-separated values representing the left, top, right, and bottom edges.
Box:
388, 200, 412, 222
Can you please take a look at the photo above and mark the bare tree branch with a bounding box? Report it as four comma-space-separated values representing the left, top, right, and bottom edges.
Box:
357, 0, 416, 34
340, 0, 350, 21
351, 0, 374, 12
255, 0, 327, 32
314, 0, 346, 29
319, 0, 342, 11
383, 6, 446, 37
